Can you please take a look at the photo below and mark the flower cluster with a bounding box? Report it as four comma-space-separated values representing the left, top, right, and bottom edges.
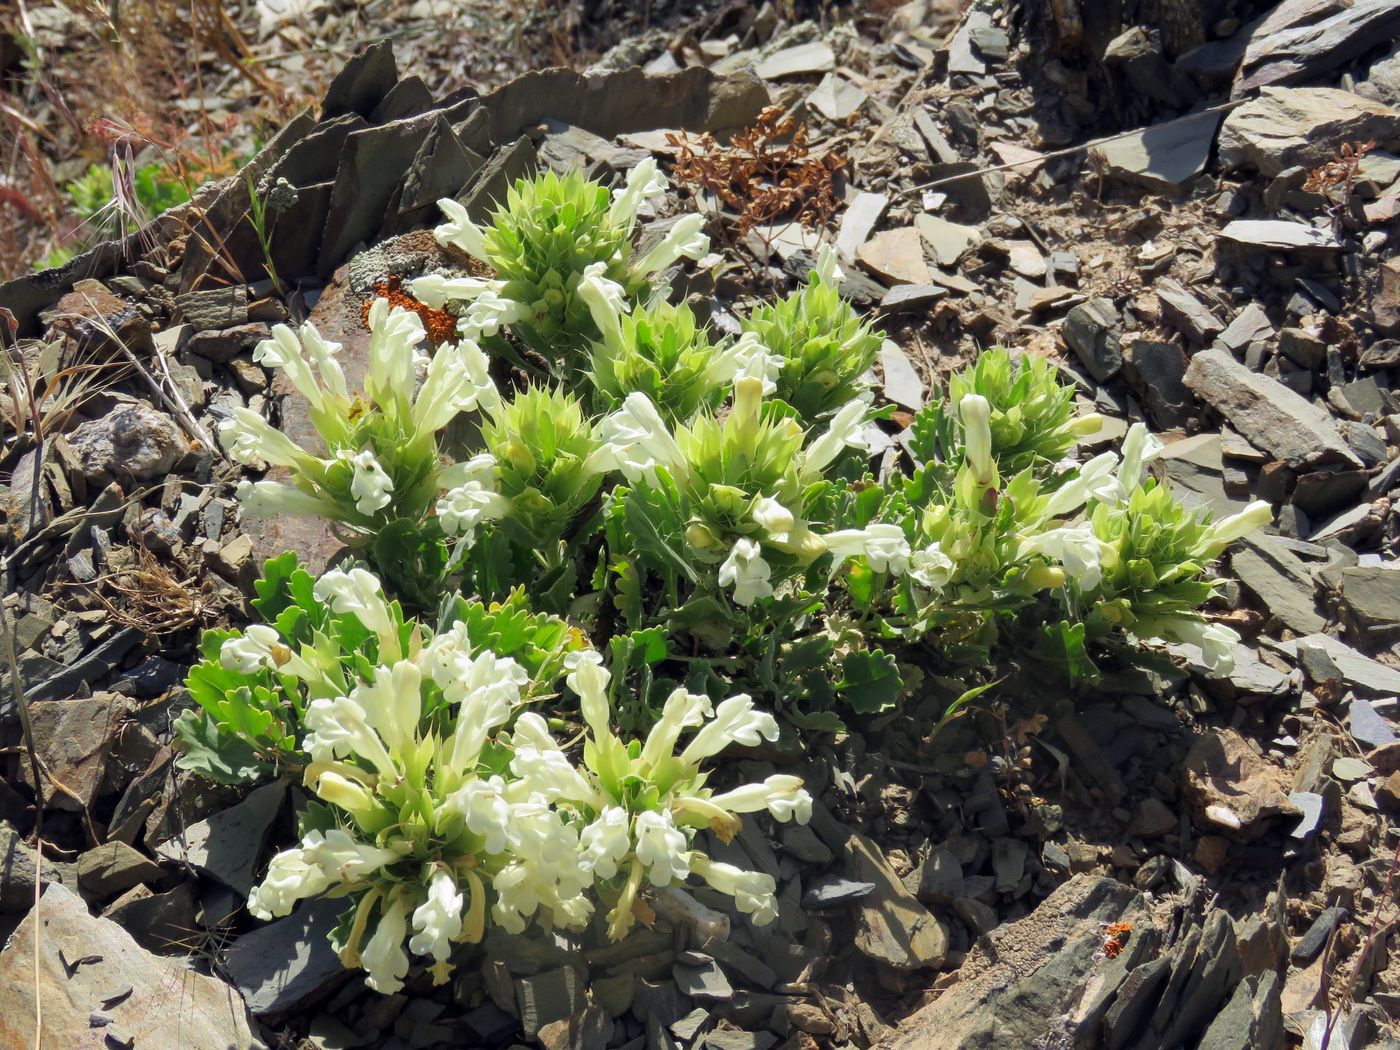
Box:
227, 566, 808, 992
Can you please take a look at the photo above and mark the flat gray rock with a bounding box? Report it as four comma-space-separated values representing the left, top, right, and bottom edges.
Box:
1218, 87, 1400, 176
1091, 110, 1222, 192
1281, 634, 1400, 697
1219, 220, 1341, 251
157, 781, 285, 897
224, 896, 347, 1017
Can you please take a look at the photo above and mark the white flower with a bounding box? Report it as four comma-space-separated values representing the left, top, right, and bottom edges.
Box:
248, 847, 333, 920
708, 775, 812, 824
803, 399, 870, 476
443, 651, 527, 766
431, 197, 490, 263
1117, 422, 1164, 494
508, 711, 559, 753
588, 392, 686, 483
365, 298, 428, 412
579, 806, 632, 879
576, 261, 628, 347
511, 744, 596, 805
348, 449, 394, 515
640, 688, 714, 770
1142, 617, 1240, 673
718, 538, 774, 606
460, 291, 526, 340
814, 243, 843, 285
409, 273, 498, 309
409, 869, 464, 967
299, 323, 349, 402
609, 158, 668, 234
822, 523, 910, 574
1043, 451, 1121, 518
443, 776, 512, 854
908, 542, 955, 590
303, 694, 397, 777
678, 694, 779, 766
348, 660, 422, 757
314, 568, 394, 636
1208, 500, 1273, 547
412, 338, 498, 433
1020, 524, 1105, 590
301, 828, 398, 883
690, 856, 778, 925
253, 326, 327, 413
564, 649, 612, 740
312, 770, 378, 819
220, 623, 285, 674
361, 895, 411, 993
959, 394, 994, 482
714, 332, 783, 395
235, 479, 340, 520
634, 809, 690, 885
220, 407, 310, 469
752, 496, 795, 540
636, 213, 710, 275
436, 457, 507, 540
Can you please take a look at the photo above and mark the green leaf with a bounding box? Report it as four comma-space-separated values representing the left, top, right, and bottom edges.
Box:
836, 649, 903, 714
172, 709, 275, 784
250, 551, 305, 622
784, 708, 845, 733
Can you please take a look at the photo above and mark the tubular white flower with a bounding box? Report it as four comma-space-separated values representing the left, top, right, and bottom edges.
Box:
634, 809, 691, 885
511, 744, 597, 805
609, 157, 668, 234
564, 649, 612, 741
248, 847, 333, 920
235, 479, 341, 521
361, 895, 410, 993
348, 449, 394, 515
301, 828, 398, 883
313, 769, 378, 819
1208, 500, 1273, 547
299, 323, 349, 402
460, 291, 526, 340
409, 273, 498, 309
752, 496, 795, 540
1142, 617, 1239, 673
303, 695, 397, 778
1117, 422, 1164, 494
314, 568, 395, 637
690, 856, 778, 925
508, 712, 557, 753
640, 688, 714, 770
1020, 524, 1105, 590
908, 542, 956, 590
589, 392, 686, 483
436, 478, 507, 540
445, 651, 527, 767
409, 869, 464, 965
437, 453, 497, 491
803, 399, 870, 475
822, 523, 911, 574
220, 407, 312, 469
253, 326, 327, 412
679, 694, 779, 766
576, 262, 629, 347
443, 776, 512, 854
579, 807, 631, 879
723, 332, 784, 395
365, 298, 428, 411
814, 243, 843, 285
349, 660, 422, 757
718, 538, 774, 606
1043, 451, 1120, 518
959, 394, 994, 482
707, 774, 812, 823
412, 339, 498, 433
431, 197, 490, 263
220, 623, 285, 674
636, 213, 710, 275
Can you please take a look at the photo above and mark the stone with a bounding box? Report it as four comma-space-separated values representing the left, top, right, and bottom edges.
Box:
754, 42, 834, 80
538, 1004, 613, 1050
1124, 340, 1194, 427
321, 39, 397, 119
1218, 87, 1400, 177
103, 882, 197, 953
1288, 791, 1324, 839
915, 213, 978, 268
1282, 634, 1400, 696
952, 897, 998, 936
879, 341, 925, 410
1350, 697, 1398, 750
1333, 757, 1372, 782
224, 896, 348, 1016
879, 283, 947, 313
16, 696, 130, 810
1238, 1, 1400, 93
1091, 110, 1223, 192
1062, 297, 1122, 381
801, 876, 876, 908
1218, 220, 1341, 251
64, 403, 187, 485
76, 841, 163, 898
516, 966, 586, 1037
1183, 348, 1361, 469
835, 191, 888, 262
807, 73, 866, 122
1374, 259, 1400, 334
1181, 729, 1302, 834
914, 848, 964, 905
1155, 278, 1223, 343
1216, 302, 1275, 354
1195, 972, 1283, 1050
1292, 907, 1347, 963
673, 955, 732, 1001
186, 322, 271, 364
0, 883, 261, 1048
1328, 565, 1400, 637
1128, 797, 1177, 839
175, 285, 249, 331
1229, 537, 1327, 635
156, 781, 284, 897
856, 227, 931, 285
1, 823, 67, 913
890, 876, 1152, 1049
1007, 241, 1046, 278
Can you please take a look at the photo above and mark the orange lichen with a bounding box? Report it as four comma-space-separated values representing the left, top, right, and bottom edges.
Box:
360, 275, 459, 344
1101, 921, 1133, 958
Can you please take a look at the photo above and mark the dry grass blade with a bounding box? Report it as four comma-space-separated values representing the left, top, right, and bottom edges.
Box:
55, 541, 234, 636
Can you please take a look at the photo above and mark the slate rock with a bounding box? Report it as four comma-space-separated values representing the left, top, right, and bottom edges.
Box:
16, 695, 131, 810
77, 841, 164, 899
1156, 277, 1223, 343
914, 847, 964, 906
322, 39, 398, 119
1238, 1, 1400, 93
1292, 906, 1347, 963
64, 403, 188, 485
1183, 348, 1361, 469
1181, 728, 1301, 834
1328, 565, 1400, 636
807, 73, 866, 122
802, 876, 876, 908
224, 896, 348, 1016
156, 781, 285, 897
1219, 87, 1400, 176
0, 823, 67, 913
1288, 791, 1325, 840
186, 322, 271, 364
856, 227, 931, 285
516, 966, 586, 1037
1062, 297, 1122, 381
1194, 971, 1283, 1050
673, 955, 733, 1002
0, 883, 262, 1048
1124, 340, 1193, 427
753, 41, 834, 80
1091, 110, 1222, 192
1350, 697, 1398, 751
1219, 219, 1341, 251
175, 285, 249, 331
1230, 537, 1327, 635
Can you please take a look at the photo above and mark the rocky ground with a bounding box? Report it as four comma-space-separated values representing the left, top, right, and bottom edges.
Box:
4, 0, 1400, 1048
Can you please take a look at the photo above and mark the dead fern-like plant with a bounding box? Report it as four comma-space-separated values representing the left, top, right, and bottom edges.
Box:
1303, 139, 1376, 201
667, 105, 847, 238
